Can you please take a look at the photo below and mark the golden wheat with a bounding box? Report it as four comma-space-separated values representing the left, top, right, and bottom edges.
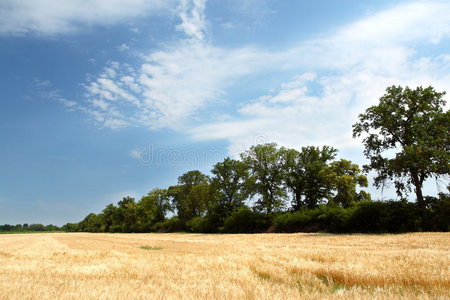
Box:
0, 232, 448, 299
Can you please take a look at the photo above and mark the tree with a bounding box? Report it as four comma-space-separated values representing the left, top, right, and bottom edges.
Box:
139, 188, 172, 226
353, 85, 449, 229
101, 203, 119, 232
281, 146, 337, 209
169, 170, 211, 222
211, 158, 250, 213
117, 196, 138, 232
241, 143, 287, 214
328, 159, 370, 208
78, 213, 102, 232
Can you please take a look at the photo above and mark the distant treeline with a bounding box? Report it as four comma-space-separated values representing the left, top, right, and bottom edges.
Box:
0, 223, 61, 232
62, 143, 450, 234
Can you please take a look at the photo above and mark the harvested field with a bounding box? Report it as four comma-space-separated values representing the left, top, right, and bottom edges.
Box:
0, 232, 448, 299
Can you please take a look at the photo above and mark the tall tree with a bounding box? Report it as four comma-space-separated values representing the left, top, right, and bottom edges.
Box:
139, 188, 172, 225
211, 158, 250, 213
241, 143, 287, 214
169, 170, 211, 221
101, 203, 119, 232
281, 146, 338, 210
117, 196, 138, 232
353, 85, 449, 229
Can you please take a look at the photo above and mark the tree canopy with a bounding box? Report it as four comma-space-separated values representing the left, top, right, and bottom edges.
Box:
353, 85, 449, 228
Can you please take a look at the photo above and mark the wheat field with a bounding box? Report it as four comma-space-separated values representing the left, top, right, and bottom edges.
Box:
0, 232, 448, 299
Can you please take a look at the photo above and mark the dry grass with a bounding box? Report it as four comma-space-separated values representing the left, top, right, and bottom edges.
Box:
0, 232, 448, 299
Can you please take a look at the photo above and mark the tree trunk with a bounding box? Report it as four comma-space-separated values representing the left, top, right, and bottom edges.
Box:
293, 191, 302, 211
412, 171, 429, 231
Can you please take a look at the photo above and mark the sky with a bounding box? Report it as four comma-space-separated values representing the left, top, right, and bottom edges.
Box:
1, 0, 449, 226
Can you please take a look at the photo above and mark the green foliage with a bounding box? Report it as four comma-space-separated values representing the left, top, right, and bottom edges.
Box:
168, 170, 213, 222
220, 206, 269, 233
426, 191, 450, 231
77, 213, 103, 232
328, 159, 369, 208
281, 146, 338, 209
186, 216, 206, 232
348, 200, 420, 233
241, 143, 287, 214
140, 245, 162, 250
61, 223, 79, 232
0, 223, 62, 233
211, 158, 250, 214
137, 188, 172, 231
353, 85, 449, 229
273, 205, 352, 233
152, 217, 185, 233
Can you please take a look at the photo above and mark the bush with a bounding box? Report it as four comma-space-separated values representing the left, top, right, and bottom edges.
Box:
273, 205, 351, 233
62, 223, 79, 232
152, 217, 185, 232
347, 200, 420, 233
427, 192, 450, 232
315, 205, 353, 233
272, 210, 312, 233
186, 217, 206, 232
221, 207, 269, 233
197, 210, 224, 233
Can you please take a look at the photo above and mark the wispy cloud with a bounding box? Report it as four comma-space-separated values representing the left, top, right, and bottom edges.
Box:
33, 78, 78, 109
79, 0, 277, 130
0, 0, 175, 36
176, 0, 207, 41
188, 1, 450, 155
117, 44, 130, 52
62, 1, 450, 152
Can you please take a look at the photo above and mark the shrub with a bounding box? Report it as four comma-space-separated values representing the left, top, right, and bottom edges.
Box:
152, 217, 185, 232
427, 192, 450, 232
221, 207, 269, 233
186, 217, 205, 233
347, 200, 420, 233
272, 210, 312, 233
273, 205, 351, 233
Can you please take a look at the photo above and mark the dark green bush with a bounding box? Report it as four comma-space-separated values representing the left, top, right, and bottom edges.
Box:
186, 217, 206, 232
273, 205, 351, 233
347, 200, 420, 233
427, 192, 450, 231
272, 210, 312, 233
152, 216, 185, 232
221, 206, 269, 233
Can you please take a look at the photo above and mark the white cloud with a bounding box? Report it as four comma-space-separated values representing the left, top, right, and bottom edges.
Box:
0, 0, 175, 36
176, 0, 207, 41
117, 44, 130, 52
81, 41, 274, 129
33, 78, 78, 109
187, 1, 450, 156
72, 0, 450, 149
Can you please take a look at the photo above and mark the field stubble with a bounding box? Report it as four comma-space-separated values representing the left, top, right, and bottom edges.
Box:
0, 232, 448, 299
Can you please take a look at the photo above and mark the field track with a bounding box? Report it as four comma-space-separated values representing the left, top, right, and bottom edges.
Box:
0, 232, 449, 299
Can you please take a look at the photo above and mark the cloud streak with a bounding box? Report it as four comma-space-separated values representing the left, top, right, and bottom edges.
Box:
0, 0, 174, 36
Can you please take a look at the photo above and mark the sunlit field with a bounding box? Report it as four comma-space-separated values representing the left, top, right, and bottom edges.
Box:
0, 233, 448, 299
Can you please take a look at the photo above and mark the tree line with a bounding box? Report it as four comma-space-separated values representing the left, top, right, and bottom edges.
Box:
63, 143, 448, 234
2, 85, 448, 234
66, 86, 449, 233
0, 223, 61, 232
64, 144, 374, 233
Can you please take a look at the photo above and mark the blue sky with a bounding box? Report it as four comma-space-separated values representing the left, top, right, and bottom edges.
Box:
1, 0, 449, 225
